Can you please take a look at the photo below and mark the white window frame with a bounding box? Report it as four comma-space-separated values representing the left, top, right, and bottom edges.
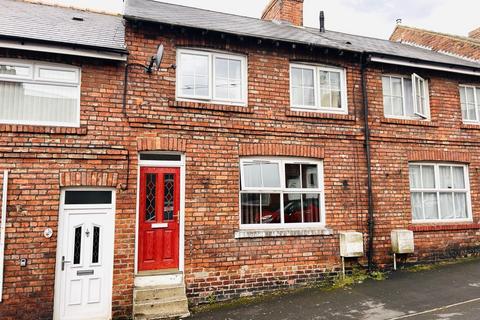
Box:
383, 74, 430, 120
459, 84, 480, 124
0, 58, 81, 127
290, 63, 348, 114
239, 157, 326, 229
409, 163, 472, 223
176, 48, 248, 106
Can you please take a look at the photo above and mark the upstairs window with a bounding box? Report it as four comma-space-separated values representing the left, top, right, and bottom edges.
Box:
240, 158, 325, 228
290, 63, 348, 114
459, 85, 480, 123
0, 59, 80, 127
409, 163, 471, 222
382, 74, 429, 119
176, 49, 247, 105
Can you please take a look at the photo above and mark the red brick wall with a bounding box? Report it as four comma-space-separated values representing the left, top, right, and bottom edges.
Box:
1, 20, 480, 319
390, 25, 480, 61
261, 0, 304, 26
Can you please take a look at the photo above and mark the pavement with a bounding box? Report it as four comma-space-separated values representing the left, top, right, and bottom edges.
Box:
188, 259, 480, 320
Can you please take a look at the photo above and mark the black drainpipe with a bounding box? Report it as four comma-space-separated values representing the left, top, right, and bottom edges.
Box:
360, 52, 375, 272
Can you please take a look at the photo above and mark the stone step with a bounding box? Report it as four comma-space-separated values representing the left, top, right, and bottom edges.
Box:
135, 272, 184, 287
133, 296, 190, 319
134, 284, 186, 302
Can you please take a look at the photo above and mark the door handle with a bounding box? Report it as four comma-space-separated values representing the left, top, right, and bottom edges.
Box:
61, 256, 71, 271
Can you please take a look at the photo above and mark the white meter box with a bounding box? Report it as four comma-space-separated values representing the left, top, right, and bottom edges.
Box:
339, 232, 364, 257
391, 229, 414, 254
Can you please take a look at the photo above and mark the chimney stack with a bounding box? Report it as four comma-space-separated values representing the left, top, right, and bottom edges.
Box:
261, 0, 304, 26
468, 27, 480, 40
319, 11, 325, 32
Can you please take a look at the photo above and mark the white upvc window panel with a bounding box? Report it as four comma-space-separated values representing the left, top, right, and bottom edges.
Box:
213, 53, 245, 103
176, 49, 247, 106
290, 63, 348, 114
35, 65, 80, 84
409, 163, 472, 223
291, 64, 317, 109
239, 157, 325, 229
412, 73, 428, 118
0, 58, 81, 127
459, 84, 480, 124
382, 74, 430, 120
0, 61, 33, 80
177, 50, 211, 100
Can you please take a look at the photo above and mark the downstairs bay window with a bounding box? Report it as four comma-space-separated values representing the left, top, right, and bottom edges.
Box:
0, 59, 80, 127
409, 163, 472, 222
240, 158, 325, 228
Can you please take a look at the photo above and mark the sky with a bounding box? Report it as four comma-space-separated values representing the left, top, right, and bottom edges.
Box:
40, 0, 480, 40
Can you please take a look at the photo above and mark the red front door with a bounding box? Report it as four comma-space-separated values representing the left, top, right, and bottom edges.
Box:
138, 167, 180, 271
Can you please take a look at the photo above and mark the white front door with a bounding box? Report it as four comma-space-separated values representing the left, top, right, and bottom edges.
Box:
54, 189, 115, 320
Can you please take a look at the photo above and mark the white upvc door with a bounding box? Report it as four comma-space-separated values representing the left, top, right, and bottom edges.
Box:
54, 189, 115, 320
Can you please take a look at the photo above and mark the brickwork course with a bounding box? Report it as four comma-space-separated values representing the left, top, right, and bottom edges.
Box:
0, 0, 480, 319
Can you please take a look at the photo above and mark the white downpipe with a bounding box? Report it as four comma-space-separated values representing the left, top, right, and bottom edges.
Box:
0, 170, 9, 302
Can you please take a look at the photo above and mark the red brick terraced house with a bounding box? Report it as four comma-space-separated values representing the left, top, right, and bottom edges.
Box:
0, 0, 480, 319
0, 1, 129, 319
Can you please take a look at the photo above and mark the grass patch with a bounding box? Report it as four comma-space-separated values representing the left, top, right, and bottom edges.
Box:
325, 268, 388, 290
370, 270, 388, 281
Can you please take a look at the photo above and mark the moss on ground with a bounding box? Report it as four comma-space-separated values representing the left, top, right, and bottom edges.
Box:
402, 255, 480, 273
191, 268, 389, 314
191, 257, 480, 315
191, 288, 301, 314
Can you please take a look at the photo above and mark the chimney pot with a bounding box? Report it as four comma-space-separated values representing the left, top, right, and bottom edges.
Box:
261, 0, 304, 26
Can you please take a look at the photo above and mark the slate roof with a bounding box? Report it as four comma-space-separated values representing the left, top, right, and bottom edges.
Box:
0, 0, 126, 53
125, 0, 480, 70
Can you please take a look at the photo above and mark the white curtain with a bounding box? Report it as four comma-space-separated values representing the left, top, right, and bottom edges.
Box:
0, 81, 78, 125
421, 165, 435, 188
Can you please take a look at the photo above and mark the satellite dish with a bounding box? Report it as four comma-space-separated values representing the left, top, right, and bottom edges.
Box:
153, 44, 164, 70
146, 44, 164, 73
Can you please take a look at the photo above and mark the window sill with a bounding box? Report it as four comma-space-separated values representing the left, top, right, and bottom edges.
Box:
381, 117, 437, 127
234, 228, 333, 239
170, 100, 254, 114
461, 123, 480, 130
409, 223, 480, 232
286, 110, 355, 121
0, 124, 87, 135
